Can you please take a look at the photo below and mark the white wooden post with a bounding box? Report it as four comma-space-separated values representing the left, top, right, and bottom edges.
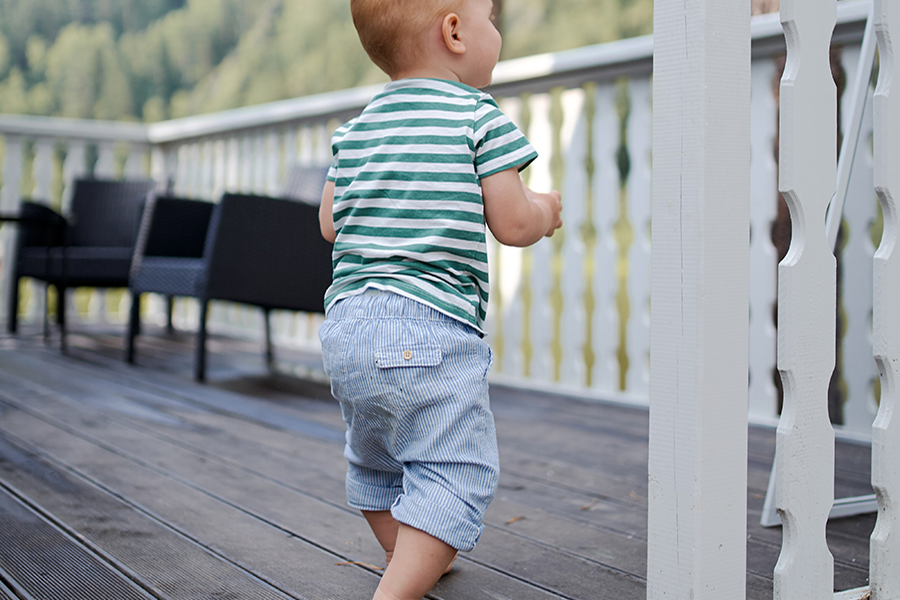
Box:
647, 0, 750, 598
773, 0, 837, 598
870, 0, 900, 596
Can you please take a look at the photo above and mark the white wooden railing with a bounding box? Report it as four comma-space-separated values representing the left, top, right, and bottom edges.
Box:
0, 1, 897, 597
0, 0, 878, 435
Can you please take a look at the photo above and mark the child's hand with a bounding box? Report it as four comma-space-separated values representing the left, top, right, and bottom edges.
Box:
523, 183, 562, 238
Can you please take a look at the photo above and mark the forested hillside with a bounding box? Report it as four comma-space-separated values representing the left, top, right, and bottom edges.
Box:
0, 0, 652, 123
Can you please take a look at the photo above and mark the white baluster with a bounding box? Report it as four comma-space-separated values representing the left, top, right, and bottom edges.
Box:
94, 141, 116, 179
174, 145, 190, 196
62, 141, 87, 213
871, 0, 900, 596
199, 140, 214, 199
31, 137, 53, 202
558, 87, 588, 388
839, 44, 879, 434
774, 0, 837, 598
212, 138, 227, 199
647, 0, 750, 597
284, 127, 298, 174
150, 145, 177, 194
749, 59, 781, 423
266, 129, 280, 196
253, 132, 266, 194
0, 136, 24, 323
124, 145, 147, 179
590, 83, 620, 393
225, 137, 240, 194
526, 93, 554, 382
299, 126, 314, 166
624, 78, 652, 397
315, 123, 331, 165
189, 142, 202, 197
496, 96, 525, 379
240, 135, 253, 193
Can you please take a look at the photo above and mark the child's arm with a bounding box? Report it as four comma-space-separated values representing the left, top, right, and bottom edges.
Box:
482, 167, 562, 247
319, 179, 337, 243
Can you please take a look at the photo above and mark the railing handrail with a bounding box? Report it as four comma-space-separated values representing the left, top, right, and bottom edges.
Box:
0, 113, 149, 144
0, 0, 869, 147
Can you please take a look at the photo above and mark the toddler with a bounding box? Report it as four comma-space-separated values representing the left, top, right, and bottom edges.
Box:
318, 0, 562, 598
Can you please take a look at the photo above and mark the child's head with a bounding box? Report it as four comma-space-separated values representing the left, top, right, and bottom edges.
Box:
351, 0, 500, 86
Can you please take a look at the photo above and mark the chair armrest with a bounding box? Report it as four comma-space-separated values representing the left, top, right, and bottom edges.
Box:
16, 201, 67, 248
132, 196, 214, 279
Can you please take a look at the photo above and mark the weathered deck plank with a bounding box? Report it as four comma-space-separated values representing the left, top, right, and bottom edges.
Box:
0, 325, 879, 599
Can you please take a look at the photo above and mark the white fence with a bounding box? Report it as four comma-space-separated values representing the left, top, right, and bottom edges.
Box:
0, 1, 877, 436
1, 1, 897, 598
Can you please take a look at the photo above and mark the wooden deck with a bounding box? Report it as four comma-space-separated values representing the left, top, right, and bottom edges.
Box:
0, 323, 876, 599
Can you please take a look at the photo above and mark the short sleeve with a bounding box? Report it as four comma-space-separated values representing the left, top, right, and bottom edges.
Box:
328, 118, 357, 182
473, 96, 538, 179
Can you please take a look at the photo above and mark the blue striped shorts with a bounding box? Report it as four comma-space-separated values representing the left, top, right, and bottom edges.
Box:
318, 291, 499, 551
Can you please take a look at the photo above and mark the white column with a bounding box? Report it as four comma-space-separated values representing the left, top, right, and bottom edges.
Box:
647, 0, 750, 598
870, 0, 900, 597
773, 0, 837, 598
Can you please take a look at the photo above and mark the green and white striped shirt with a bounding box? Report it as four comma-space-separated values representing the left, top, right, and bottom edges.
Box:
325, 78, 537, 332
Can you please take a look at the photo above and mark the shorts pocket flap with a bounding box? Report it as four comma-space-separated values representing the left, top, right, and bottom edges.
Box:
375, 345, 443, 369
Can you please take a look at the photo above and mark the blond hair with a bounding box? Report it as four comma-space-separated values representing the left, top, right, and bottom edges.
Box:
350, 0, 463, 75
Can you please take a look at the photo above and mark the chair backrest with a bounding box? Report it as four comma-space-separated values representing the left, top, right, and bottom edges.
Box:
141, 196, 215, 258
203, 193, 333, 313
280, 165, 330, 205
66, 179, 157, 247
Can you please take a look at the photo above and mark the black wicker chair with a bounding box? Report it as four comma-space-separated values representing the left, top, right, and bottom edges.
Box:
6, 178, 157, 348
127, 192, 333, 381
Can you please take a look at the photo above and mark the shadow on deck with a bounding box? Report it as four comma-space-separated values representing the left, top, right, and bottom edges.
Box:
0, 323, 875, 599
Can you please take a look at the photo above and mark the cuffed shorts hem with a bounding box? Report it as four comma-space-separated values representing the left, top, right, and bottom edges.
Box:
391, 494, 485, 552
346, 469, 402, 512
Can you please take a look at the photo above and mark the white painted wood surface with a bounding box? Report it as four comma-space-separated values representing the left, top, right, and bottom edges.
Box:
647, 0, 750, 598
558, 87, 589, 388
749, 58, 781, 423
526, 93, 554, 383
870, 0, 900, 596
774, 0, 837, 598
625, 79, 652, 396
838, 48, 879, 433
590, 83, 620, 393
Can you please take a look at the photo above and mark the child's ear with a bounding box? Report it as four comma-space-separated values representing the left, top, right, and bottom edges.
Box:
441, 13, 466, 54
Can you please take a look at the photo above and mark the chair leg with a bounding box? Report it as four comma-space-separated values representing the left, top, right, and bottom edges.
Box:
127, 292, 140, 363
43, 283, 50, 342
194, 300, 209, 382
166, 296, 175, 333
6, 276, 19, 334
264, 309, 274, 368
58, 286, 67, 353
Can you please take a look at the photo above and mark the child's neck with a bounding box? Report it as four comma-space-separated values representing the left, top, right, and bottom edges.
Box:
390, 65, 461, 84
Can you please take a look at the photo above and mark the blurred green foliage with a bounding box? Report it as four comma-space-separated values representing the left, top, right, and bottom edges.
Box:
0, 0, 653, 122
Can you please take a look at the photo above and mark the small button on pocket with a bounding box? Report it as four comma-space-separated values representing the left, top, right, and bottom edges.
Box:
375, 345, 442, 369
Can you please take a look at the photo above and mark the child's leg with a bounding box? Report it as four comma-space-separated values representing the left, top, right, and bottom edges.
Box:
373, 523, 457, 600
362, 510, 399, 565
363, 510, 456, 573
